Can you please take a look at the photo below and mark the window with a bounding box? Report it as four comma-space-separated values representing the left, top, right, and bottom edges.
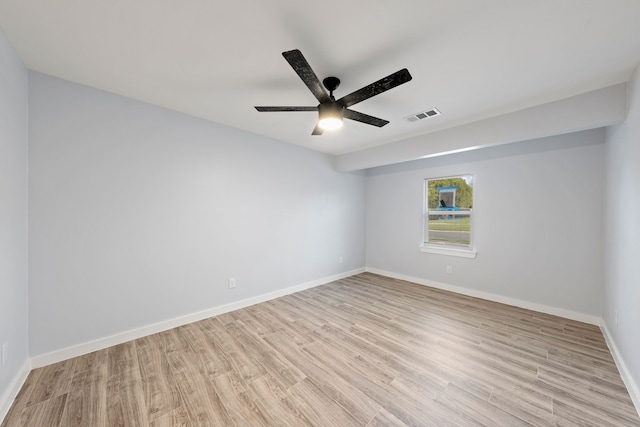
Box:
421, 175, 476, 258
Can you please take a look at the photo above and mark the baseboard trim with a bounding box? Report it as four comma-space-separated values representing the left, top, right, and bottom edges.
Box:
31, 268, 365, 369
601, 321, 640, 417
365, 267, 601, 325
13, 268, 640, 421
0, 359, 31, 424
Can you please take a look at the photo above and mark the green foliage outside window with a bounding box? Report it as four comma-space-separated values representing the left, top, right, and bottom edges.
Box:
427, 176, 473, 209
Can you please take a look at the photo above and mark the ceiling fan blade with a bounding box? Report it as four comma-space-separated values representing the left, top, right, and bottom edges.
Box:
255, 106, 317, 112
337, 68, 412, 108
344, 109, 389, 127
311, 124, 324, 135
282, 49, 331, 104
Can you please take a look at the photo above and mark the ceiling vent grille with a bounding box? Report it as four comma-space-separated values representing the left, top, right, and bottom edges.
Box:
405, 108, 441, 122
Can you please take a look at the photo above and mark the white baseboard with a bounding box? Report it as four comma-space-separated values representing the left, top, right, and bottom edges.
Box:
31, 268, 365, 369
601, 321, 640, 417
12, 267, 640, 421
365, 267, 601, 325
0, 359, 31, 424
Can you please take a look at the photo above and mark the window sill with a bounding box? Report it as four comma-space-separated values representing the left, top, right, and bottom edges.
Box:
420, 245, 477, 259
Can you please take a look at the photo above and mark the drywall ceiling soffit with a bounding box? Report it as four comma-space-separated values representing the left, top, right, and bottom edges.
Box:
1, 1, 640, 156
335, 83, 627, 172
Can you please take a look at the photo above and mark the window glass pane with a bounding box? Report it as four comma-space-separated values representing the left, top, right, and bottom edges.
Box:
425, 175, 473, 248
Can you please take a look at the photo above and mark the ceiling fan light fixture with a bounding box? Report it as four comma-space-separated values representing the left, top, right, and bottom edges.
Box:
255, 50, 412, 135
318, 102, 344, 130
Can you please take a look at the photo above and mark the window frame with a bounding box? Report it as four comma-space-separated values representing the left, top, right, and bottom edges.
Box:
420, 174, 477, 259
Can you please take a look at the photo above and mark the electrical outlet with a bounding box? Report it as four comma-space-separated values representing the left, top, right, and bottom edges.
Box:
339, 257, 343, 264
446, 265, 452, 274
2, 342, 7, 366
228, 277, 236, 289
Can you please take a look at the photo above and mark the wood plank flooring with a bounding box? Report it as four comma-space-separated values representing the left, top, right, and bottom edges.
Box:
3, 273, 639, 426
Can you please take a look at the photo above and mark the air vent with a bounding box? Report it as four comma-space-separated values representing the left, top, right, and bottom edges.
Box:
405, 108, 441, 122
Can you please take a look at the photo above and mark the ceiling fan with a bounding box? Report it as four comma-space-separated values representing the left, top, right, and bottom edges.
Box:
255, 49, 412, 135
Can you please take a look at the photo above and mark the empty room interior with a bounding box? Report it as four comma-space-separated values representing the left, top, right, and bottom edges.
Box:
2, 1, 640, 426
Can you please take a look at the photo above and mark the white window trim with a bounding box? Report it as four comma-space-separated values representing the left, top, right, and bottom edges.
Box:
422, 174, 476, 259
420, 244, 477, 258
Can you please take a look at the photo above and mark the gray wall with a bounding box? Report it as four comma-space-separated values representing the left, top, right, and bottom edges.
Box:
365, 130, 605, 317
0, 27, 29, 405
604, 64, 640, 400
28, 72, 366, 356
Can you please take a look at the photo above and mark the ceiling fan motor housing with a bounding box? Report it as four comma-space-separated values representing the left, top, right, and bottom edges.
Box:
319, 101, 344, 117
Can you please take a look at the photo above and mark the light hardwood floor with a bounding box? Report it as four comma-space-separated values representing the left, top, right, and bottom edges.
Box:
3, 273, 639, 426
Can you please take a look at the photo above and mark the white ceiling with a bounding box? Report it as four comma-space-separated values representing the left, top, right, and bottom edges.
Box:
1, 1, 640, 155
